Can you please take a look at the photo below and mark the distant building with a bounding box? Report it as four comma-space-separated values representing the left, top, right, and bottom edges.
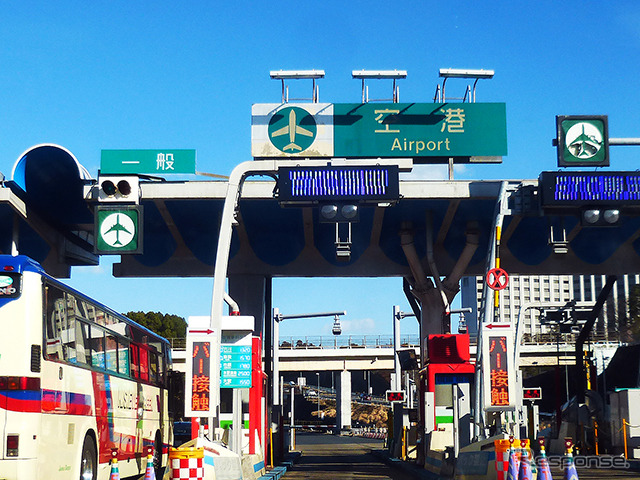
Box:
460, 274, 640, 340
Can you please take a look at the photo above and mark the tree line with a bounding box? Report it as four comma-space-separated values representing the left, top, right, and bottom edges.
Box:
125, 311, 187, 340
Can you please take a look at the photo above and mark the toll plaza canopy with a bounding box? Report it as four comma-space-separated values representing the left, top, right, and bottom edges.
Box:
2, 145, 640, 279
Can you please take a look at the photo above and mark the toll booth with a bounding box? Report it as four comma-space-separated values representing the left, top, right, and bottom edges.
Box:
424, 334, 475, 454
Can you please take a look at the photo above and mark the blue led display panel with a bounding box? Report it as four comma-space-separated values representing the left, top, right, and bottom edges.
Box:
540, 171, 640, 207
277, 165, 400, 202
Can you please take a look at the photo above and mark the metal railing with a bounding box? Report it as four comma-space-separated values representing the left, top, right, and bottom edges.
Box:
466, 330, 624, 348
168, 338, 186, 350
165, 335, 420, 352
278, 334, 420, 350
167, 331, 623, 352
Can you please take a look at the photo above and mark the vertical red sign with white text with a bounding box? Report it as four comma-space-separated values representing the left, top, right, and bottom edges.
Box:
185, 322, 217, 418
488, 336, 509, 407
482, 324, 516, 411
191, 341, 211, 413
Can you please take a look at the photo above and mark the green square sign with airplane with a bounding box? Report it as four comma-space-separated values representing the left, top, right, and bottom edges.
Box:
95, 206, 143, 254
556, 115, 609, 167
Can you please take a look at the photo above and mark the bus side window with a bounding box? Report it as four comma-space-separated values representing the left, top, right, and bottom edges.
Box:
118, 339, 130, 376
44, 285, 66, 361
139, 346, 149, 382
130, 344, 140, 379
65, 293, 76, 320
149, 350, 158, 385
90, 325, 105, 369
105, 333, 118, 373
82, 300, 98, 325
157, 351, 165, 386
63, 293, 82, 363
64, 315, 78, 363
104, 312, 118, 326
75, 321, 90, 365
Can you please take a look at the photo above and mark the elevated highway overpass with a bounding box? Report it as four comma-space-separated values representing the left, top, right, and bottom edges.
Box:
171, 334, 622, 373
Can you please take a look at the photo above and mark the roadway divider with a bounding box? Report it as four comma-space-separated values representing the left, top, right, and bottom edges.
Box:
257, 452, 300, 480
169, 446, 204, 480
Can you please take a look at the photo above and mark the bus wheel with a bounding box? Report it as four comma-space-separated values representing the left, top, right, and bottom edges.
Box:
153, 433, 163, 476
79, 435, 97, 480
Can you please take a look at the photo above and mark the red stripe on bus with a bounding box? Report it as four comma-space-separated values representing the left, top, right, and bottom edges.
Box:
41, 390, 93, 415
0, 390, 93, 415
0, 392, 41, 413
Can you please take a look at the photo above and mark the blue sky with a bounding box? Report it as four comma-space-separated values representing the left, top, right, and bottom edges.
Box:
1, 1, 640, 338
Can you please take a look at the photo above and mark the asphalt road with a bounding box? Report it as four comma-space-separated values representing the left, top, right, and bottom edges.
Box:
279, 433, 640, 480
549, 464, 640, 480
281, 432, 419, 480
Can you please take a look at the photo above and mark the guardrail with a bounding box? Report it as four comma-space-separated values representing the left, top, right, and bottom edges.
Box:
166, 335, 420, 351
168, 337, 187, 350
279, 334, 420, 349
167, 330, 624, 351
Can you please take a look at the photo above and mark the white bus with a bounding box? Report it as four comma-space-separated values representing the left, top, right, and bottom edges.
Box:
0, 255, 173, 479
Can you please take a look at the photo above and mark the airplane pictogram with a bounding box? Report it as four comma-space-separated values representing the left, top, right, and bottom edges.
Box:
270, 109, 314, 151
567, 123, 602, 158
103, 214, 132, 246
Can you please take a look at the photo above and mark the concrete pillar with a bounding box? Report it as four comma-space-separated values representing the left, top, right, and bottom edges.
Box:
228, 275, 267, 332
336, 369, 352, 433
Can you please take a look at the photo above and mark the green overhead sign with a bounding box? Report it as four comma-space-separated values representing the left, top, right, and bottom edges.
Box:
101, 149, 197, 174
333, 103, 506, 159
252, 102, 507, 162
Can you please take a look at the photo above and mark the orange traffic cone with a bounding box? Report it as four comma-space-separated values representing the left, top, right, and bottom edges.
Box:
110, 450, 120, 480
564, 438, 579, 480
144, 447, 156, 480
518, 446, 533, 480
537, 438, 553, 480
507, 436, 520, 480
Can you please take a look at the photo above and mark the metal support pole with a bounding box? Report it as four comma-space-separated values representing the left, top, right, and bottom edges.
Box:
290, 386, 295, 450
273, 308, 281, 407
609, 138, 640, 145
453, 385, 459, 458
474, 181, 510, 440
269, 428, 274, 467
232, 389, 242, 454
393, 305, 402, 391
210, 159, 323, 423
210, 159, 409, 423
316, 373, 320, 420
271, 308, 282, 462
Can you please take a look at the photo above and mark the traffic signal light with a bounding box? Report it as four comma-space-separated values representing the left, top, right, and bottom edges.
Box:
580, 208, 621, 226
319, 203, 360, 223
331, 315, 342, 335
98, 175, 139, 203
385, 390, 405, 402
